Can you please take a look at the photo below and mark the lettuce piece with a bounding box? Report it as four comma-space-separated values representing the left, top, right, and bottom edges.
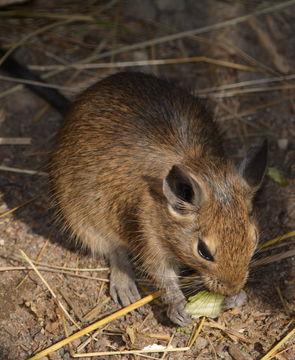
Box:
185, 290, 225, 319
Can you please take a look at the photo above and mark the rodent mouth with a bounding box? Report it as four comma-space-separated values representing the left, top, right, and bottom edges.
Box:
203, 277, 243, 297
179, 270, 244, 297
218, 287, 241, 297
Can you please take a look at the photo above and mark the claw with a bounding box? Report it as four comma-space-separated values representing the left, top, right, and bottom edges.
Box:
110, 267, 141, 307
109, 247, 141, 306
167, 299, 193, 326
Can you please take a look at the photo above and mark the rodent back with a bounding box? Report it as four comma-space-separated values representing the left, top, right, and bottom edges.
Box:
55, 72, 224, 178
51, 72, 267, 299
50, 72, 225, 247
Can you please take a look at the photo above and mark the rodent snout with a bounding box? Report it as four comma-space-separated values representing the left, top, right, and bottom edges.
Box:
209, 278, 246, 297
220, 284, 242, 297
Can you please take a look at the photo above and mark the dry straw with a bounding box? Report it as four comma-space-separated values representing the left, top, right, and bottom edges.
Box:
0, 194, 43, 219
8, 226, 293, 359
260, 230, 295, 249
19, 249, 208, 359
0, 165, 48, 176
27, 56, 259, 72
1, 0, 295, 102
28, 305, 205, 359
260, 326, 295, 360
27, 291, 161, 360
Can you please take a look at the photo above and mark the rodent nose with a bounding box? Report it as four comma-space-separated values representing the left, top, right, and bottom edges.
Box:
224, 286, 241, 297
216, 280, 242, 296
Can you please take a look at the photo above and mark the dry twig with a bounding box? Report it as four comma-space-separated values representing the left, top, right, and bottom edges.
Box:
197, 74, 295, 95
0, 165, 48, 175
0, 265, 109, 281
27, 56, 258, 72
0, 137, 31, 145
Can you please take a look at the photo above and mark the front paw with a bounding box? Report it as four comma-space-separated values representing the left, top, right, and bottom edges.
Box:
224, 289, 247, 309
110, 268, 141, 307
167, 299, 193, 326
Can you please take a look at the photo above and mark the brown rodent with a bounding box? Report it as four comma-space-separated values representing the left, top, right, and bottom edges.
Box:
50, 72, 267, 325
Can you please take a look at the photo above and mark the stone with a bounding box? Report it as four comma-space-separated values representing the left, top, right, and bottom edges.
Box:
277, 138, 288, 150
194, 336, 208, 350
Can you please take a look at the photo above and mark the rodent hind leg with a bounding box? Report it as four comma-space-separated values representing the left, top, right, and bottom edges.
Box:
73, 223, 140, 306
109, 246, 141, 307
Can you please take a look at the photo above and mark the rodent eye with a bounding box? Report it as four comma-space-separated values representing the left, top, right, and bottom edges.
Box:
197, 238, 214, 262
177, 183, 194, 203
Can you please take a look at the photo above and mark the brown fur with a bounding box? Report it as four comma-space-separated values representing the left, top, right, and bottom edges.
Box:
50, 72, 266, 325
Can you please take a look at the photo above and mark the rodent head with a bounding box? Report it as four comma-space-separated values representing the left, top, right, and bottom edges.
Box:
159, 140, 268, 297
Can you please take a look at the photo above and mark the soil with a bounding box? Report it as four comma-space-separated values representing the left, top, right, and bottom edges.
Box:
0, 1, 294, 359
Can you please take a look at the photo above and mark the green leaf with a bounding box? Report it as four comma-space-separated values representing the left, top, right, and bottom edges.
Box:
266, 167, 289, 186
176, 328, 192, 334
185, 290, 225, 319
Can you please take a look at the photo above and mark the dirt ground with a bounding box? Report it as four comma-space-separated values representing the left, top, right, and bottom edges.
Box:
0, 1, 295, 359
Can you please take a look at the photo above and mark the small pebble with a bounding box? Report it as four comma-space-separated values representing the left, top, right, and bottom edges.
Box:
277, 138, 288, 150
0, 203, 8, 212
194, 336, 208, 350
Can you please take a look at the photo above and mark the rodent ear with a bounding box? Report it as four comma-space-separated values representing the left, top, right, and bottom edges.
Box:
163, 165, 203, 214
239, 139, 268, 188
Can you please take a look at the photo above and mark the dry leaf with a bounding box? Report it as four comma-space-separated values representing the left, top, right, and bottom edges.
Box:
126, 326, 136, 345
266, 167, 289, 186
